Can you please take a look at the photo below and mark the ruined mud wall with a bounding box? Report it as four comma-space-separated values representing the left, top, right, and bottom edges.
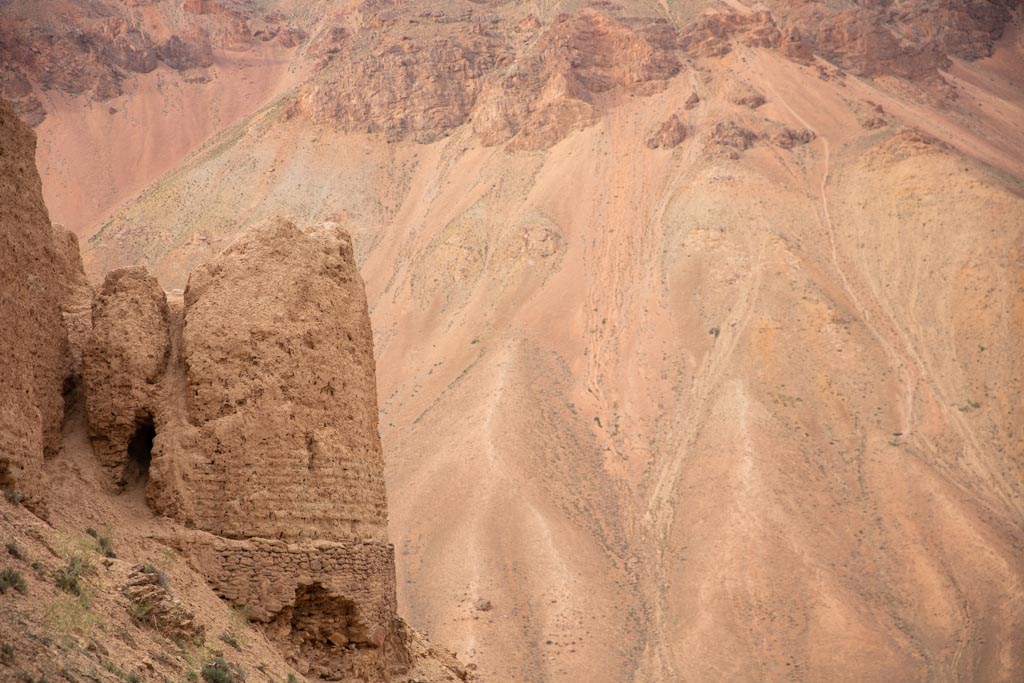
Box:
170, 218, 388, 543
82, 217, 404, 680
82, 265, 170, 484
0, 99, 85, 499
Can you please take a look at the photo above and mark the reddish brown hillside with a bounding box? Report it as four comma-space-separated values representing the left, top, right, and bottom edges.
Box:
3, 1, 1023, 681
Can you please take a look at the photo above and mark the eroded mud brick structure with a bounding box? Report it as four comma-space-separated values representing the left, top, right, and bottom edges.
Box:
82, 217, 407, 680
0, 99, 87, 507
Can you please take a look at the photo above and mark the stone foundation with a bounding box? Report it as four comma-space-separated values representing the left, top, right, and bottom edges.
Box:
189, 535, 407, 679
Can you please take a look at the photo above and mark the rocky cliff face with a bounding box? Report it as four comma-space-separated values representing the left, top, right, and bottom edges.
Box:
279, 0, 1021, 149
473, 10, 680, 150
0, 0, 308, 125
772, 0, 1018, 79
5, 0, 1019, 237
286, 3, 683, 149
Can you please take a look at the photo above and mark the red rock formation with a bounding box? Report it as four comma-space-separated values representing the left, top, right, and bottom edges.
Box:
646, 113, 687, 149
707, 120, 763, 158
771, 126, 816, 149
5, 0, 1017, 136
773, 0, 1019, 79
729, 82, 767, 109
474, 10, 680, 149
155, 32, 215, 71
678, 9, 781, 58
182, 0, 246, 17
0, 0, 295, 123
292, 21, 509, 143
706, 119, 817, 157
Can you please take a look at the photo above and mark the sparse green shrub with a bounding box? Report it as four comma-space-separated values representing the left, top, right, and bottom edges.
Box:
55, 555, 93, 596
186, 672, 199, 683
965, 400, 981, 411
44, 595, 97, 640
85, 528, 116, 558
30, 560, 43, 575
97, 536, 117, 559
1, 641, 13, 664
5, 541, 23, 560
20, 674, 48, 683
101, 657, 142, 682
0, 567, 27, 594
287, 675, 298, 683
201, 658, 234, 683
141, 563, 168, 589
219, 633, 241, 651
3, 488, 23, 505
709, 327, 720, 338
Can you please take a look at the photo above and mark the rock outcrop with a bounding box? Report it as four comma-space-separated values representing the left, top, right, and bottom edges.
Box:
82, 217, 409, 680
677, 9, 782, 58
474, 11, 680, 150
123, 564, 205, 646
0, 99, 84, 501
286, 4, 682, 150
706, 119, 817, 158
4, 0, 1018, 136
646, 113, 687, 149
290, 13, 509, 144
0, 0, 305, 124
772, 0, 1019, 80
280, 0, 1021, 151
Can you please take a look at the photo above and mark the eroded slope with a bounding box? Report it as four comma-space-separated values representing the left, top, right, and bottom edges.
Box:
16, 1, 1024, 681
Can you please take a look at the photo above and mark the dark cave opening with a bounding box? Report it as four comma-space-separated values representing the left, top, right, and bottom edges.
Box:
126, 413, 155, 484
60, 373, 81, 430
